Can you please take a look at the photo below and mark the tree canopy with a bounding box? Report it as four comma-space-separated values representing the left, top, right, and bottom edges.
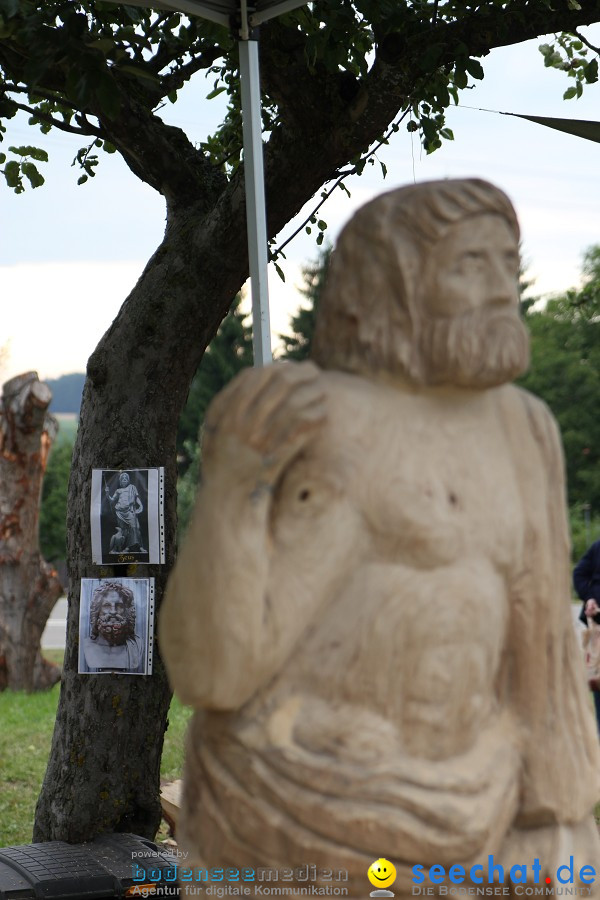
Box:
520, 246, 600, 515
2, 0, 600, 846
1, 1, 599, 203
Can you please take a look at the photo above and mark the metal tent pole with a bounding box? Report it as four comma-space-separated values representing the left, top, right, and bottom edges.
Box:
239, 28, 272, 367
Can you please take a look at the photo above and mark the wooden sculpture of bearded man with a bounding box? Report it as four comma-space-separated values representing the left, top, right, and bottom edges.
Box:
161, 179, 600, 897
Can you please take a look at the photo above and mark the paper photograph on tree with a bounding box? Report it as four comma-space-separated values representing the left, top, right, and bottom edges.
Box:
78, 577, 155, 675
90, 467, 165, 565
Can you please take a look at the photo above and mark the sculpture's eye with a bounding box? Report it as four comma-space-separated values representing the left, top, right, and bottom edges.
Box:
298, 489, 311, 502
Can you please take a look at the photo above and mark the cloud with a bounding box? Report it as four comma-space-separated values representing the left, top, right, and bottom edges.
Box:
1, 261, 143, 381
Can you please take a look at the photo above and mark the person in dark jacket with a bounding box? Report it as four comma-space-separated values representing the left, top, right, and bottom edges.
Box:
573, 539, 600, 623
573, 541, 600, 732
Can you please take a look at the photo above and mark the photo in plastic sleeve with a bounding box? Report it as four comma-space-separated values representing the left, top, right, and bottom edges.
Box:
90, 468, 165, 565
78, 578, 154, 675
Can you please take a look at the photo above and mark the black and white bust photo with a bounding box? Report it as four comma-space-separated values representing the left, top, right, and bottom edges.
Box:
91, 468, 165, 565
78, 578, 154, 675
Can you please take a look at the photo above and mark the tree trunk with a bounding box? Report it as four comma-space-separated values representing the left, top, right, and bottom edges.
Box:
0, 373, 62, 692
33, 197, 250, 842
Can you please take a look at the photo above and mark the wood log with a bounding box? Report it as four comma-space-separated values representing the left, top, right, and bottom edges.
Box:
0, 372, 62, 691
160, 780, 182, 837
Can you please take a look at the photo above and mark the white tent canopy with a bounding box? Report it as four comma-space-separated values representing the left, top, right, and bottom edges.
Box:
121, 0, 308, 30
114, 0, 311, 364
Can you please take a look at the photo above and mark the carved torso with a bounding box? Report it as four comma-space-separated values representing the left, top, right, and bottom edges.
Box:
239, 371, 524, 759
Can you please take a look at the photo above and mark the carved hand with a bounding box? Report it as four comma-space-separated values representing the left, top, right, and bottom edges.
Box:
202, 361, 327, 488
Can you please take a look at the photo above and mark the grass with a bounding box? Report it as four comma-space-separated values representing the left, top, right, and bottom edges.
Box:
0, 652, 193, 848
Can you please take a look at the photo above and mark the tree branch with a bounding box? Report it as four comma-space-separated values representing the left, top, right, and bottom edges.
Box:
158, 49, 223, 96
98, 87, 227, 212
574, 28, 600, 55
11, 101, 102, 138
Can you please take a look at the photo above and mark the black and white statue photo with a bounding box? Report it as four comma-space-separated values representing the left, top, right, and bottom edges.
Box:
90, 467, 165, 565
78, 578, 154, 675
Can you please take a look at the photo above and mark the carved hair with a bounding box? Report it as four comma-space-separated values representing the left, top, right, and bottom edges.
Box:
311, 179, 520, 383
89, 581, 135, 640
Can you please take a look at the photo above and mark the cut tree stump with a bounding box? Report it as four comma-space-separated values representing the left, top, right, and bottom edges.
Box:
160, 780, 182, 837
0, 372, 63, 691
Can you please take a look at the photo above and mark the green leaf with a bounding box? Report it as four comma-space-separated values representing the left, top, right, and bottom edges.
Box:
274, 262, 286, 282
8, 145, 48, 162
0, 97, 17, 118
317, 220, 327, 231
21, 161, 44, 188
4, 159, 20, 188
421, 117, 438, 142
563, 86, 578, 99
316, 232, 324, 246
585, 59, 599, 84
206, 87, 227, 100
453, 68, 468, 89
122, 5, 144, 23
77, 174, 88, 185
464, 58, 484, 80
87, 37, 117, 55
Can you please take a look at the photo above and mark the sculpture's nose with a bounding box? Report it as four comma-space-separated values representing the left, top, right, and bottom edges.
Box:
486, 257, 518, 309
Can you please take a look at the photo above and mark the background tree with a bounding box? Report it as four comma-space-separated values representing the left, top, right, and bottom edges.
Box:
279, 247, 330, 361
0, 0, 598, 843
518, 246, 600, 559
519, 246, 600, 508
39, 439, 73, 567
177, 296, 253, 535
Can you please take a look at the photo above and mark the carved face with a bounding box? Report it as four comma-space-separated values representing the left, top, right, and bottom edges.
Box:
119, 473, 130, 486
97, 589, 131, 645
418, 214, 529, 388
422, 214, 520, 319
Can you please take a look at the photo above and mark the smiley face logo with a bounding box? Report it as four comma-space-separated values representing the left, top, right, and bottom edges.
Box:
368, 858, 397, 890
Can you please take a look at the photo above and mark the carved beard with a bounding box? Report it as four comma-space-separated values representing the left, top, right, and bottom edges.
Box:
419, 307, 530, 388
97, 613, 133, 646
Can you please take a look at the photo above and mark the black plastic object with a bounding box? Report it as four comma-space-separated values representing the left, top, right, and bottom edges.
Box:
0, 832, 180, 898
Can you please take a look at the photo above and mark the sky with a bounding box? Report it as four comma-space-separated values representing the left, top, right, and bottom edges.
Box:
1, 22, 600, 382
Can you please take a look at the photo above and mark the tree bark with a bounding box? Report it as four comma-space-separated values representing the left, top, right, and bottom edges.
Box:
0, 372, 62, 692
